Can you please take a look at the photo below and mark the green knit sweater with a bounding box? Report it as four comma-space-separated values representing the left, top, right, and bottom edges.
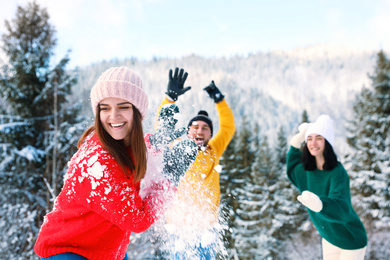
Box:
287, 146, 367, 250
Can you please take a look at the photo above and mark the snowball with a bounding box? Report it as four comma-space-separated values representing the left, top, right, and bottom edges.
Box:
173, 113, 182, 121
91, 179, 99, 189
175, 238, 186, 251
88, 162, 104, 179
78, 176, 84, 183
164, 224, 175, 234
104, 186, 112, 195
214, 165, 222, 173
185, 146, 194, 153
201, 230, 215, 246
87, 154, 98, 166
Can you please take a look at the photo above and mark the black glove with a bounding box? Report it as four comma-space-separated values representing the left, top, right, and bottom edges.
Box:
166, 67, 191, 101
149, 104, 187, 150
204, 80, 225, 103
162, 139, 197, 186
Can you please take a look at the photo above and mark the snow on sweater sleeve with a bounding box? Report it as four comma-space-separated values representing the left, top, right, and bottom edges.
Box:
66, 134, 176, 233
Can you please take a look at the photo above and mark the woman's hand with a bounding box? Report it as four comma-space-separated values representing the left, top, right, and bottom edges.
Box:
290, 122, 309, 148
297, 190, 323, 212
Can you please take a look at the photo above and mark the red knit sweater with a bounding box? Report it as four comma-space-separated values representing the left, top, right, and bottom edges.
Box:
34, 133, 176, 260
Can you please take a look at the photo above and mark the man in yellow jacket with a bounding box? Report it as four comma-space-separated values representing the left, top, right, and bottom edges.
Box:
157, 68, 235, 259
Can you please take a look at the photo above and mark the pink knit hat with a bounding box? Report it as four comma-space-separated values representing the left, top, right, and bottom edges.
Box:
90, 67, 149, 120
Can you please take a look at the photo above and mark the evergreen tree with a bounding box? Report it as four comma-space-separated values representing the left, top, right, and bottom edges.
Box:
233, 116, 255, 174
272, 126, 310, 259
0, 1, 83, 258
346, 50, 390, 228
274, 126, 287, 166
297, 110, 310, 150
219, 130, 239, 258
221, 123, 310, 259
301, 109, 309, 123
227, 116, 256, 217
238, 128, 307, 260
219, 117, 256, 259
245, 135, 277, 259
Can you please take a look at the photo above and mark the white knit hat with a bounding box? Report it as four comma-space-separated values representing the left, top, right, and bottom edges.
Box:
90, 67, 149, 120
305, 115, 335, 147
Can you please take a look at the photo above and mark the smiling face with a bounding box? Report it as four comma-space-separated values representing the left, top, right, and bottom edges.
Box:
188, 120, 212, 147
99, 97, 134, 146
306, 134, 325, 158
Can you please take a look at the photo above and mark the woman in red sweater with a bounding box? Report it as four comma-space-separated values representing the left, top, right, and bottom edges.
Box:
34, 66, 197, 260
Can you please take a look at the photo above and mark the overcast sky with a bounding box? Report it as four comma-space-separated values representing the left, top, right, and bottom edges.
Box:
0, 0, 389, 68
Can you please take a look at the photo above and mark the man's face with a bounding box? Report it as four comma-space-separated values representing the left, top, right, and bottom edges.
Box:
187, 120, 212, 147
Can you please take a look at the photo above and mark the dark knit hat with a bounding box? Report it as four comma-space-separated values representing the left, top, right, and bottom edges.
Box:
188, 110, 213, 136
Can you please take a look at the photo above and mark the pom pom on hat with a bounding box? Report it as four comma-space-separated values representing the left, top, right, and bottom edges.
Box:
90, 67, 149, 120
305, 115, 335, 147
188, 110, 213, 136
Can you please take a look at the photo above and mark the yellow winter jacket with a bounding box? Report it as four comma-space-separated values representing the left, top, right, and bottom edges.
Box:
157, 98, 235, 230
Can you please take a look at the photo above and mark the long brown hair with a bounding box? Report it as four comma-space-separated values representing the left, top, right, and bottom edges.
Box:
77, 105, 147, 182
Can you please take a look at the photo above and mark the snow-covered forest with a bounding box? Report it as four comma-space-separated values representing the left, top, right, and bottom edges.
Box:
0, 2, 389, 260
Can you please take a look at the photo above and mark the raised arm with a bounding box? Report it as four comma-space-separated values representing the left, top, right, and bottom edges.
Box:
166, 67, 191, 102
205, 81, 235, 157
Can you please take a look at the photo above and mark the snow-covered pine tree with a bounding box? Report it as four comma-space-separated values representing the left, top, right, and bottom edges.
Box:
0, 2, 84, 258
220, 121, 309, 260
344, 50, 390, 259
346, 50, 390, 229
301, 109, 309, 124
219, 117, 257, 259
271, 126, 313, 259
243, 134, 277, 260
219, 130, 239, 259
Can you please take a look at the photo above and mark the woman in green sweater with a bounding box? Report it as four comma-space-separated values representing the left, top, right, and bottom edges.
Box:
287, 115, 367, 260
